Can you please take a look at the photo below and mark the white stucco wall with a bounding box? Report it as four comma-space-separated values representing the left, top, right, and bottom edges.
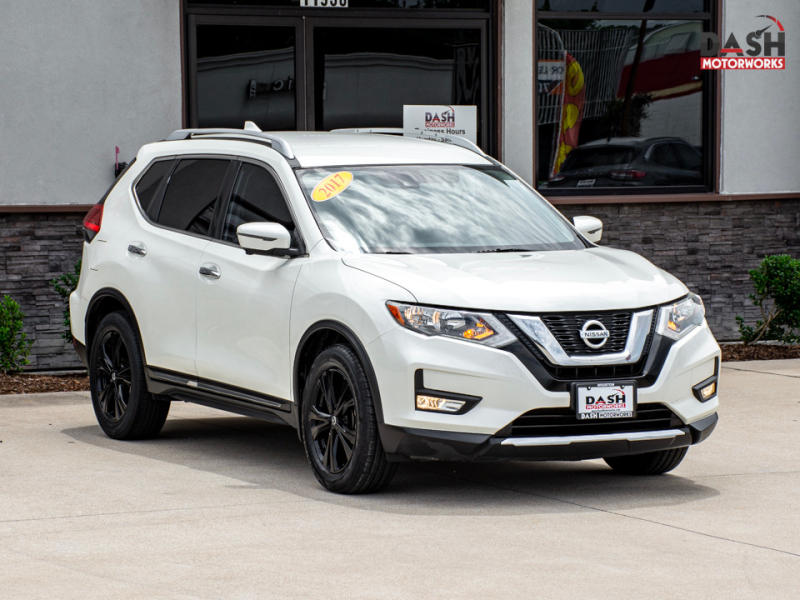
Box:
721, 1, 800, 194
502, 0, 534, 184
0, 0, 182, 206
5, 1, 795, 200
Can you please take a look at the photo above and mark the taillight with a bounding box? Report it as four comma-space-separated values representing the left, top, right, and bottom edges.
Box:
83, 204, 104, 242
549, 174, 566, 183
609, 169, 646, 181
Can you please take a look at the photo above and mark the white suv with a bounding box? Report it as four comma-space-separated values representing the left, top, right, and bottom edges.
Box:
70, 125, 720, 494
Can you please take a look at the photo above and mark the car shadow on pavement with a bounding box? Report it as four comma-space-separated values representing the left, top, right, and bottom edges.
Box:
63, 413, 719, 516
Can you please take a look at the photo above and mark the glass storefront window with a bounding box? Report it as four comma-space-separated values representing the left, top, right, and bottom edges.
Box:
196, 25, 297, 130
187, 3, 494, 150
536, 0, 708, 12
313, 27, 481, 132
537, 18, 707, 192
188, 1, 490, 9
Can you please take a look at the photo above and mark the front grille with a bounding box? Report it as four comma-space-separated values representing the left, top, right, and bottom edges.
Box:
539, 361, 644, 381
497, 313, 657, 383
506, 404, 683, 438
540, 312, 631, 355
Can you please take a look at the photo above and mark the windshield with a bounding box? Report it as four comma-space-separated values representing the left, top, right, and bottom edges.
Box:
297, 165, 586, 254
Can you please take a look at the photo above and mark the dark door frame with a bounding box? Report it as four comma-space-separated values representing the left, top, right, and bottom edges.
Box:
183, 3, 497, 155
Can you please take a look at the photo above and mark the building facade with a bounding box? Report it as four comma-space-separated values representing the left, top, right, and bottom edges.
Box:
1, 0, 798, 369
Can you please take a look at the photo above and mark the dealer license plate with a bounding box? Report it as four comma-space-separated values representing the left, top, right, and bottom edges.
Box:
577, 178, 596, 187
573, 382, 636, 420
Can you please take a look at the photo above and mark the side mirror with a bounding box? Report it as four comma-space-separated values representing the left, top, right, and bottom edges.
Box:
237, 222, 292, 256
572, 215, 603, 243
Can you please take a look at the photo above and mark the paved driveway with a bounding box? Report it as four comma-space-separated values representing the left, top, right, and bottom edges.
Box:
1, 360, 799, 599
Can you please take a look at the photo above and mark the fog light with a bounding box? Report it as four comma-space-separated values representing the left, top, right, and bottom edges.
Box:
700, 381, 716, 400
416, 395, 465, 413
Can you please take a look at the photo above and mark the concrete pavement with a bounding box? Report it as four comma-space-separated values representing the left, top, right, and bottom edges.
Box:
1, 360, 799, 599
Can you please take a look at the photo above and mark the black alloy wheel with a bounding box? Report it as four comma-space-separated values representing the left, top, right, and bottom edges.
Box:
93, 330, 132, 423
308, 366, 358, 474
89, 312, 170, 440
301, 344, 397, 494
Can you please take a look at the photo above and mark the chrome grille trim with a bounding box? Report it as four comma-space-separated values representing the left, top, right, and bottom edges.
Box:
500, 428, 685, 447
508, 310, 654, 366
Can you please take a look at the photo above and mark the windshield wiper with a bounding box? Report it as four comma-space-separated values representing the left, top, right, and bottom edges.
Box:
375, 251, 412, 254
475, 248, 533, 253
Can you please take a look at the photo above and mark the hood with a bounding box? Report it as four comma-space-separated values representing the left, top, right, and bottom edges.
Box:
342, 247, 687, 313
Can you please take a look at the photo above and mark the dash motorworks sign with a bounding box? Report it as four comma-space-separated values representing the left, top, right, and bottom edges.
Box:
403, 105, 478, 145
701, 15, 785, 70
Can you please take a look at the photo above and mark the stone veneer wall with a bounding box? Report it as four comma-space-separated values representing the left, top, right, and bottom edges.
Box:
0, 212, 85, 371
1, 199, 799, 370
557, 198, 800, 341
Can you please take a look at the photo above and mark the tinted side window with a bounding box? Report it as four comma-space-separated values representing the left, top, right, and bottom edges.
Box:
674, 144, 702, 170
157, 159, 230, 236
135, 160, 173, 221
222, 163, 294, 244
651, 144, 680, 168
563, 147, 635, 170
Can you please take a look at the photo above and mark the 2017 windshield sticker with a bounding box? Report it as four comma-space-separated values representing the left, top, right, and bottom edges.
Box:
312, 171, 353, 202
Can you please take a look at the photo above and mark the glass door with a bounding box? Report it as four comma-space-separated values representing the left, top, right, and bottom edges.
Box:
186, 12, 492, 151
188, 16, 305, 130
310, 24, 484, 144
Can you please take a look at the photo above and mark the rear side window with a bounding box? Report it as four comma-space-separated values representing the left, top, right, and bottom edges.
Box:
157, 159, 231, 236
673, 144, 702, 170
651, 144, 680, 168
221, 163, 294, 244
135, 160, 173, 221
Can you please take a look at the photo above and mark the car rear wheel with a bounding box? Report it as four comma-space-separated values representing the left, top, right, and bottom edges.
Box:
89, 312, 170, 440
301, 344, 396, 494
604, 446, 688, 475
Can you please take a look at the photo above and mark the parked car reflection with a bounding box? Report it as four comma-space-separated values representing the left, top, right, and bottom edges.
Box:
545, 137, 702, 188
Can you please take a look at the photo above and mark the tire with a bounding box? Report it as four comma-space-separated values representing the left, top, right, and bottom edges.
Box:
604, 446, 689, 475
301, 344, 397, 494
89, 311, 170, 440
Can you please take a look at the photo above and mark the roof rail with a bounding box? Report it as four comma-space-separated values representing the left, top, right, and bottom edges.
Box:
164, 125, 295, 160
331, 127, 487, 158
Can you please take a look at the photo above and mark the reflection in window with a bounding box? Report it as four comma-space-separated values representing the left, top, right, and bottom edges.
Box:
196, 25, 296, 130
537, 19, 706, 191
298, 166, 584, 254
188, 0, 490, 8
314, 28, 481, 133
536, 0, 707, 12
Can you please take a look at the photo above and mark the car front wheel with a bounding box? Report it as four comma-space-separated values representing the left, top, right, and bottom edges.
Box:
301, 344, 396, 494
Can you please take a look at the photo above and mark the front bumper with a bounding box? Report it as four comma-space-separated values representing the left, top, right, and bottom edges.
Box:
367, 317, 720, 460
379, 412, 718, 462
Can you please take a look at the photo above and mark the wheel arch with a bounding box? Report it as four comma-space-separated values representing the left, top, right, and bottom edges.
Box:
85, 288, 147, 363
293, 320, 385, 427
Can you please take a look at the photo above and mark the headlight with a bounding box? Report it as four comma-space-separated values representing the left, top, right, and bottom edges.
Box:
656, 293, 705, 340
386, 302, 515, 348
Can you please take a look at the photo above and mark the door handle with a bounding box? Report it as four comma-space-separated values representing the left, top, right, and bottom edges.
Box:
199, 263, 221, 279
127, 242, 147, 257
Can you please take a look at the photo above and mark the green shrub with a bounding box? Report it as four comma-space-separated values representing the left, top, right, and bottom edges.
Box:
736, 254, 800, 345
0, 295, 33, 373
51, 259, 81, 343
